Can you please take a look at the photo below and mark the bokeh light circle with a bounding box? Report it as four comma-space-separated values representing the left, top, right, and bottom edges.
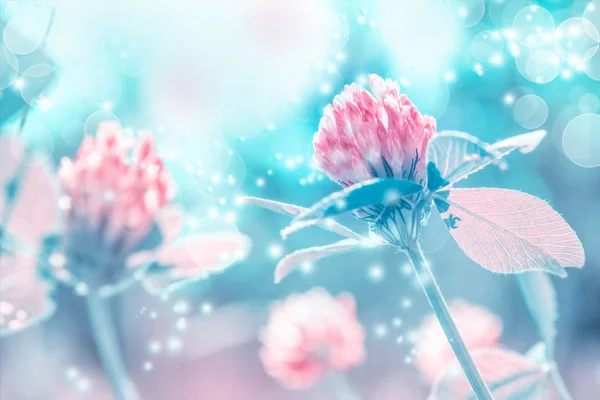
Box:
398, 73, 450, 118
513, 5, 555, 47
579, 93, 600, 113
185, 216, 245, 273
515, 43, 563, 83
83, 111, 121, 135
471, 31, 504, 64
0, 45, 19, 90
525, 49, 563, 83
61, 119, 85, 147
584, 49, 600, 80
489, 0, 535, 28
3, 17, 45, 55
445, 0, 485, 28
513, 95, 548, 129
562, 113, 600, 168
584, 1, 600, 41
19, 64, 56, 109
555, 18, 600, 66
326, 12, 350, 53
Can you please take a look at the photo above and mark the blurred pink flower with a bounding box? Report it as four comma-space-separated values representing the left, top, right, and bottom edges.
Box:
414, 300, 503, 383
54, 121, 250, 294
0, 136, 60, 335
314, 74, 436, 188
259, 288, 365, 390
59, 121, 174, 248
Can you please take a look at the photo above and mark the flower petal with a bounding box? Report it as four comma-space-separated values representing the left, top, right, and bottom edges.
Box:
0, 254, 55, 336
155, 206, 184, 246
144, 231, 251, 293
429, 348, 552, 400
426, 130, 546, 190
435, 188, 585, 276
4, 155, 60, 247
274, 238, 368, 283
242, 196, 363, 240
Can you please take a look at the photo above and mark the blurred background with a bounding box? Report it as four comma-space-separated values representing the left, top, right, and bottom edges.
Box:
1, 0, 599, 398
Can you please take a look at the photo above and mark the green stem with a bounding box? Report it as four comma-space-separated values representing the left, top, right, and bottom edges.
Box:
550, 367, 573, 400
86, 294, 139, 400
327, 372, 360, 400
406, 244, 494, 400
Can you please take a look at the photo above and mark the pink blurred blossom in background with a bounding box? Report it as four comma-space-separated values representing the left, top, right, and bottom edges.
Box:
56, 121, 250, 293
259, 288, 365, 390
59, 120, 174, 250
414, 299, 503, 383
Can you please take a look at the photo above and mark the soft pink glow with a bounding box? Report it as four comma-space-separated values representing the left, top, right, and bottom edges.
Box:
313, 74, 436, 187
259, 288, 365, 389
0, 137, 59, 334
414, 300, 503, 383
59, 121, 175, 251
0, 254, 54, 333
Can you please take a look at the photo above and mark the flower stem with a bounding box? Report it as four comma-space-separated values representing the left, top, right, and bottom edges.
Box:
550, 367, 573, 400
406, 244, 494, 400
326, 372, 360, 400
86, 294, 139, 400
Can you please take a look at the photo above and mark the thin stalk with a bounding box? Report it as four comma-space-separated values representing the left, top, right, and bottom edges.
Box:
550, 367, 573, 400
406, 244, 494, 400
86, 294, 139, 400
326, 372, 360, 400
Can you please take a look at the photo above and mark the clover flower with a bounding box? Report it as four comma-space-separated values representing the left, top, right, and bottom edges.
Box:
55, 121, 174, 293
415, 300, 502, 383
245, 74, 584, 399
1, 124, 251, 400
259, 288, 365, 390
312, 75, 436, 248
245, 73, 583, 285
50, 121, 250, 295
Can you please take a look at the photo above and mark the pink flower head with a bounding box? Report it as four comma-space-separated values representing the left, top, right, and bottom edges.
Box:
259, 288, 365, 390
313, 74, 436, 247
314, 74, 436, 187
57, 121, 175, 291
414, 299, 503, 383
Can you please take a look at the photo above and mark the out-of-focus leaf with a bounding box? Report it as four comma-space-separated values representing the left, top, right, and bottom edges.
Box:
429, 348, 552, 400
242, 196, 362, 240
426, 131, 547, 190
0, 252, 55, 336
0, 142, 60, 248
517, 272, 558, 358
436, 188, 584, 277
0, 137, 24, 192
144, 231, 251, 294
490, 130, 547, 156
274, 238, 364, 283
